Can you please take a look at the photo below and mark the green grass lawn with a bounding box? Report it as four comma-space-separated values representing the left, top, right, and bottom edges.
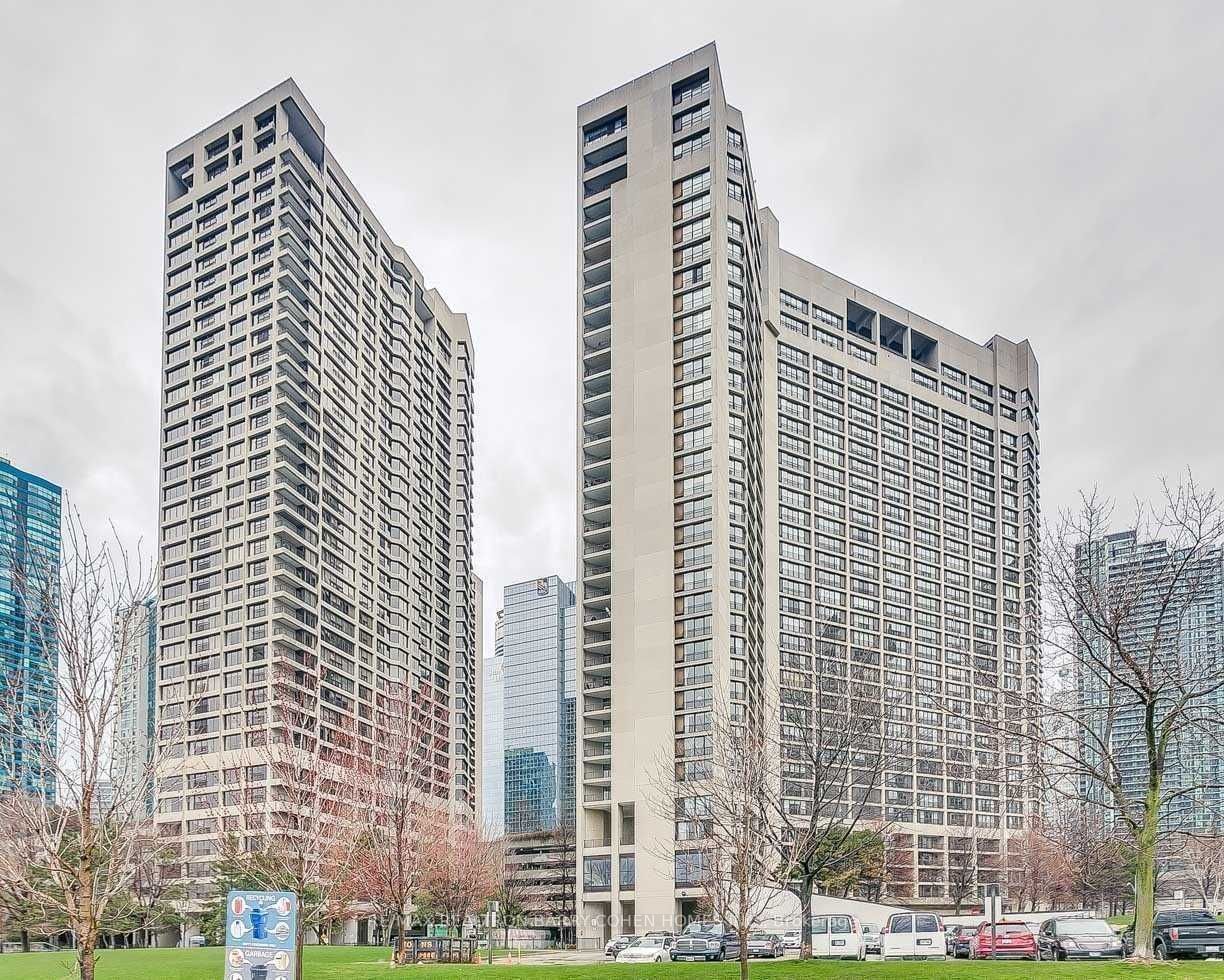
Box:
3, 947, 1224, 979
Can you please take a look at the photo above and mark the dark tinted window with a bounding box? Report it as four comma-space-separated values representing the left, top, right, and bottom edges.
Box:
811, 917, 828, 935
1166, 911, 1215, 923
830, 916, 851, 935
1058, 919, 1114, 936
889, 914, 913, 933
915, 914, 940, 933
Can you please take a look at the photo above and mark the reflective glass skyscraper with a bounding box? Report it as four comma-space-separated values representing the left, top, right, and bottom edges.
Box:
0, 457, 61, 800
502, 576, 577, 834
481, 610, 505, 835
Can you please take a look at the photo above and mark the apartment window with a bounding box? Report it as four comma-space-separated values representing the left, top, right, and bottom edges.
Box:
583, 856, 611, 891
673, 130, 710, 160
673, 70, 711, 106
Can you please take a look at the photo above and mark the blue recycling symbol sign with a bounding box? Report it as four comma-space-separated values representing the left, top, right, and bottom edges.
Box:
224, 890, 298, 980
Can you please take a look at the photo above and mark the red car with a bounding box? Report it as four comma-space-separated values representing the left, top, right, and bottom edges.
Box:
971, 921, 1037, 960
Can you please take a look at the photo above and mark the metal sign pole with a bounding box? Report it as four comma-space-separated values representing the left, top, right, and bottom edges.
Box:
986, 884, 999, 961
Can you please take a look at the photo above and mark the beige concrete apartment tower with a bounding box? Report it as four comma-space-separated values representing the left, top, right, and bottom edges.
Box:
155, 80, 477, 904
576, 45, 1040, 947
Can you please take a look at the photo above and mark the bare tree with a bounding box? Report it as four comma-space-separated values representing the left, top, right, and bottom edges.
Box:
946, 832, 979, 915
420, 812, 501, 937
1033, 478, 1224, 957
0, 509, 157, 980
212, 705, 369, 980
1006, 824, 1065, 912
356, 679, 441, 964
546, 819, 577, 946
126, 831, 184, 947
658, 701, 788, 980
767, 651, 890, 959
1178, 833, 1224, 911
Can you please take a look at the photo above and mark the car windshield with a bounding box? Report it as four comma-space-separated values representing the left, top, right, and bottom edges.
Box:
633, 938, 663, 948
683, 922, 719, 935
749, 934, 771, 940
996, 925, 1030, 936
1059, 920, 1114, 936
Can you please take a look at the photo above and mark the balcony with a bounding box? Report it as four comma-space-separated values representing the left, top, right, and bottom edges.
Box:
583, 304, 611, 333
583, 237, 611, 267
582, 475, 611, 512
582, 369, 611, 400
583, 260, 611, 289
583, 282, 611, 312
583, 410, 611, 444
583, 348, 611, 378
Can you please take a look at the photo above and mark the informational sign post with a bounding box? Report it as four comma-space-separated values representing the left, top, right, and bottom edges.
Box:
224, 890, 298, 980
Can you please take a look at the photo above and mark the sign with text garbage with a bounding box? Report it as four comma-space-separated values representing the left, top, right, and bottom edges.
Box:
224, 890, 297, 980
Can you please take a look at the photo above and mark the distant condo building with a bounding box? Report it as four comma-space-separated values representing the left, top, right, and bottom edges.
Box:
155, 81, 477, 901
575, 45, 1040, 942
113, 597, 157, 812
0, 456, 61, 801
1075, 530, 1224, 833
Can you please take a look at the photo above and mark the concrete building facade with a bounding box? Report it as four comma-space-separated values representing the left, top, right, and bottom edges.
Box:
155, 80, 477, 901
575, 45, 1041, 943
0, 456, 61, 801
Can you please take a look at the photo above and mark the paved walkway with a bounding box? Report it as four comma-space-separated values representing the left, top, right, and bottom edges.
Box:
496, 949, 606, 966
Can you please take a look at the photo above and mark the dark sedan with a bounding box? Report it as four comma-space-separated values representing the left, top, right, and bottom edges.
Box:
1037, 918, 1124, 961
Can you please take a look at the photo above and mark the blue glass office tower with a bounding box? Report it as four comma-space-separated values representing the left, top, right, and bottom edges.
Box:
0, 457, 61, 800
502, 576, 577, 834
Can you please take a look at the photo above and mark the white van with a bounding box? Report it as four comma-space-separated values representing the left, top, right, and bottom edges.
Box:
809, 914, 867, 960
881, 912, 946, 960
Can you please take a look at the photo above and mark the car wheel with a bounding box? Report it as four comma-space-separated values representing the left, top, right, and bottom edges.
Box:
1154, 943, 1167, 961
654, 955, 663, 962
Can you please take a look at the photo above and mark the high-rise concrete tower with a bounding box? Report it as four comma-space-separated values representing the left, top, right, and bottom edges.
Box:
575, 45, 1040, 942
155, 81, 477, 901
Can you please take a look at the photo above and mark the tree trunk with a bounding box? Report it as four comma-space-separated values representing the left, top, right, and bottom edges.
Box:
295, 922, 305, 980
1132, 788, 1160, 959
20, 930, 29, 953
78, 936, 96, 980
798, 877, 813, 959
395, 907, 410, 965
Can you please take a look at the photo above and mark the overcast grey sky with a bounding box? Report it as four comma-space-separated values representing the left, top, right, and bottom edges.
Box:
2, 1, 1221, 643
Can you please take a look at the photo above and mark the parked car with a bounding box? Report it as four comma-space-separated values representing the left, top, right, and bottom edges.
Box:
1123, 909, 1224, 960
970, 920, 1037, 960
671, 921, 733, 961
881, 911, 947, 960
946, 925, 972, 959
1036, 917, 1124, 960
745, 933, 784, 958
781, 930, 801, 950
809, 913, 867, 960
616, 936, 672, 963
605, 934, 636, 957
861, 923, 881, 955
